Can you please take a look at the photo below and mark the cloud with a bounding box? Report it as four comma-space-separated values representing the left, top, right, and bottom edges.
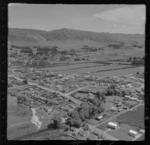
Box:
93, 5, 145, 27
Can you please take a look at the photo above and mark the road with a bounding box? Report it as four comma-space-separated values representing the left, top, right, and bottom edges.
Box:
8, 73, 144, 141
96, 103, 144, 127
59, 74, 76, 81
8, 73, 107, 105
8, 74, 82, 105
66, 85, 100, 95
30, 83, 82, 105
132, 133, 143, 141
87, 103, 144, 141
88, 124, 118, 140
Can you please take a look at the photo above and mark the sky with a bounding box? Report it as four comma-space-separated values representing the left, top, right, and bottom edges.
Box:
8, 4, 146, 34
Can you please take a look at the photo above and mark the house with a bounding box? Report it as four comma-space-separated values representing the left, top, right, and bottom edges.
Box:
60, 117, 68, 124
126, 84, 132, 88
58, 74, 63, 78
110, 106, 117, 111
107, 122, 119, 130
128, 130, 139, 137
122, 106, 129, 109
125, 95, 131, 99
118, 108, 122, 112
116, 102, 122, 107
96, 115, 103, 121
88, 93, 95, 99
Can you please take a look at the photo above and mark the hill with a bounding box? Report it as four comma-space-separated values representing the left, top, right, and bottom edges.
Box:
8, 28, 145, 49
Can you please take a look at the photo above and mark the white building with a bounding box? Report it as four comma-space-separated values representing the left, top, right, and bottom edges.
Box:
110, 106, 117, 111
96, 115, 103, 120
128, 130, 139, 137
107, 122, 119, 130
125, 95, 131, 99
139, 129, 145, 134
60, 117, 68, 124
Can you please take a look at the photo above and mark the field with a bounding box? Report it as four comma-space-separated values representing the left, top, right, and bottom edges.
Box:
39, 62, 144, 77
7, 122, 37, 140
98, 105, 144, 129
107, 124, 138, 141
7, 95, 32, 126
115, 105, 144, 129
7, 95, 36, 139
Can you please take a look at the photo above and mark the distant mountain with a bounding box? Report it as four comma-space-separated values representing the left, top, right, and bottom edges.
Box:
8, 28, 145, 49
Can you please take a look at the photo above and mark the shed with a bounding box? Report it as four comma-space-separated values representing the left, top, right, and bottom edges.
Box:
96, 115, 103, 120
128, 130, 139, 137
139, 129, 145, 134
107, 122, 119, 130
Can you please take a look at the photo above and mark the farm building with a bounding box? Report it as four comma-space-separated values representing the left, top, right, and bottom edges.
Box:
107, 122, 119, 130
139, 129, 145, 134
128, 130, 139, 137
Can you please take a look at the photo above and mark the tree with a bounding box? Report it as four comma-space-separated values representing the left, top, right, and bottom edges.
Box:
66, 116, 82, 128
72, 119, 82, 128
17, 96, 27, 103
108, 84, 116, 90
51, 46, 58, 56
82, 123, 89, 131
89, 105, 98, 118
69, 49, 76, 56
53, 116, 61, 129
23, 79, 28, 85
61, 50, 68, 55
79, 102, 91, 120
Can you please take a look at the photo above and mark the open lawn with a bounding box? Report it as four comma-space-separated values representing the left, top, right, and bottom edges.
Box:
7, 95, 32, 127
107, 123, 138, 141
7, 122, 37, 140
116, 105, 144, 129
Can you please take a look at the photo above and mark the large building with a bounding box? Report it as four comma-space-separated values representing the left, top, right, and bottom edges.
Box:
107, 122, 119, 130
128, 130, 139, 137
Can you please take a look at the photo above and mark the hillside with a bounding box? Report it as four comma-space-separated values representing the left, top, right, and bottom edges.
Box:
8, 28, 145, 49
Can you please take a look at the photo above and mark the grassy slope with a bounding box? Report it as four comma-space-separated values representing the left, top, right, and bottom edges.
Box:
8, 28, 145, 49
